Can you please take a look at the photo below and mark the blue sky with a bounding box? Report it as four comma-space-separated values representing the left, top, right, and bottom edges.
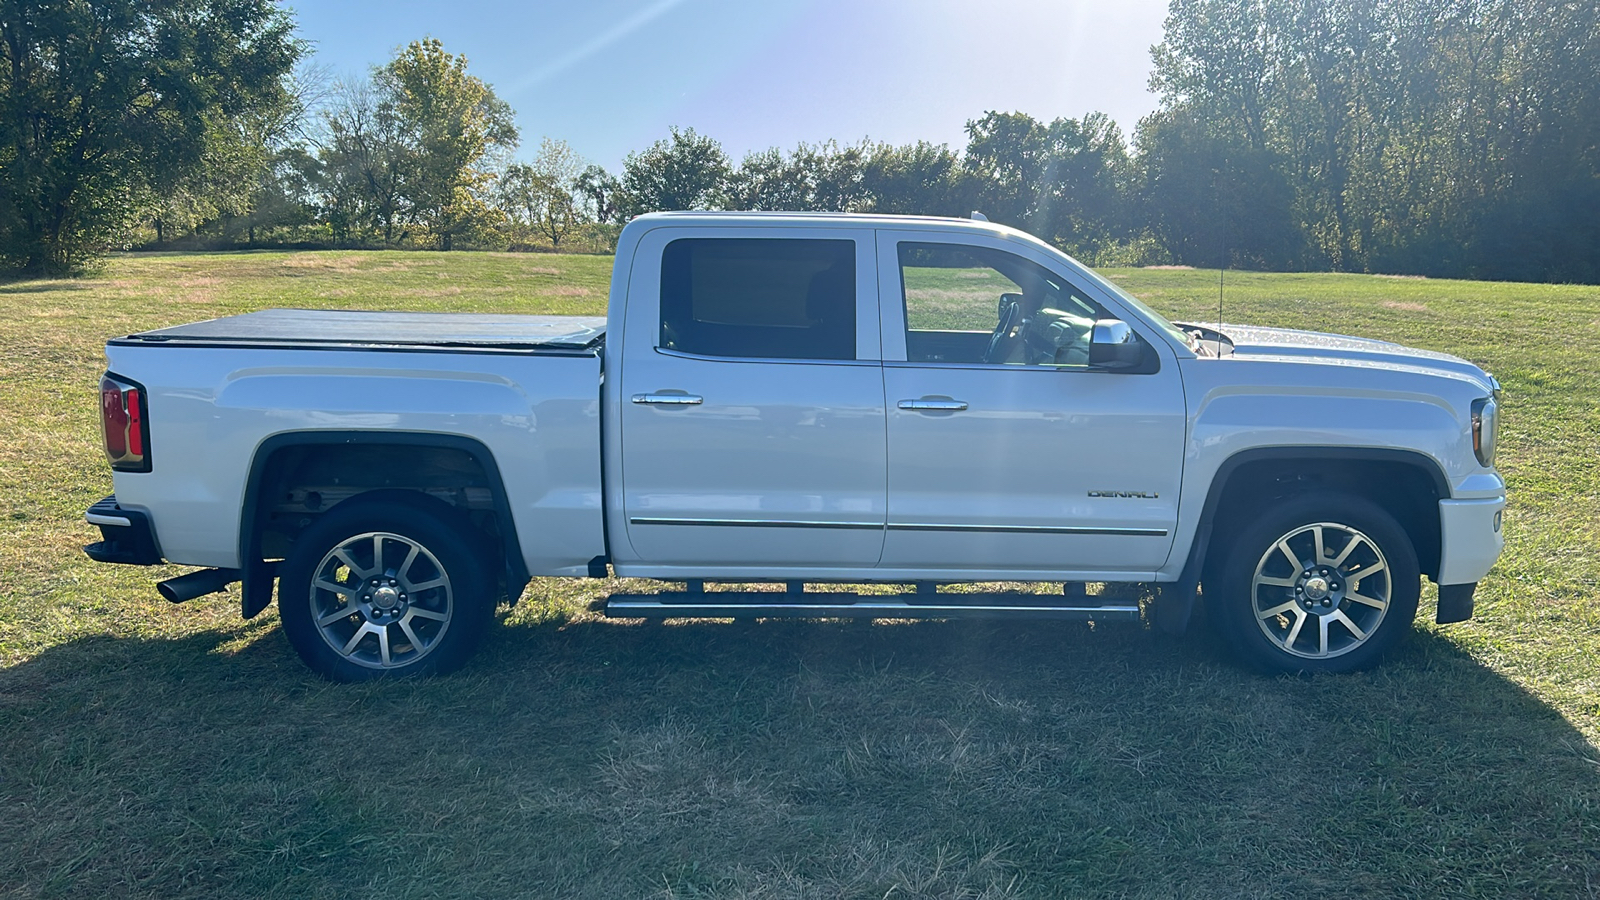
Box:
287, 0, 1171, 170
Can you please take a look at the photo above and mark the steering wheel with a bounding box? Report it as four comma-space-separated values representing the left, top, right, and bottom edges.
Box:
984, 297, 1022, 364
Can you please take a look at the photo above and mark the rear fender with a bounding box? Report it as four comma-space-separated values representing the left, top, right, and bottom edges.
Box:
238, 432, 528, 618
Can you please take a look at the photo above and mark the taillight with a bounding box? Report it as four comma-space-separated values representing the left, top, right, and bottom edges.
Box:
100, 373, 151, 472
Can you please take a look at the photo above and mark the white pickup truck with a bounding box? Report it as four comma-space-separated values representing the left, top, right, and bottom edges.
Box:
84, 212, 1505, 680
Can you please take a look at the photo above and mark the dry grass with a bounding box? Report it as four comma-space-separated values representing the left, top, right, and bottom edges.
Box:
0, 251, 1597, 898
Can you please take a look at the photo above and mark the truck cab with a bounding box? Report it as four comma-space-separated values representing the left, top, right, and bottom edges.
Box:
606, 215, 1188, 582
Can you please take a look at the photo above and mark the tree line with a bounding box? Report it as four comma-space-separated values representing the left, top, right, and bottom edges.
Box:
1143, 0, 1600, 283
3, 0, 1597, 282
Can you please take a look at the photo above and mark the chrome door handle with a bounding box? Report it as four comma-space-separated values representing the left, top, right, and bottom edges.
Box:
632, 392, 704, 406
897, 398, 968, 411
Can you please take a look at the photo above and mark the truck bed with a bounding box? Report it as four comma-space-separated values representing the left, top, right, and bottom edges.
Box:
102, 308, 608, 578
113, 309, 607, 353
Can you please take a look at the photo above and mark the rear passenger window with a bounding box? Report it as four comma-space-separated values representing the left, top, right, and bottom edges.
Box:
660, 238, 856, 360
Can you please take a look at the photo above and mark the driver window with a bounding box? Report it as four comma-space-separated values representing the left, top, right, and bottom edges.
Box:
898, 242, 1104, 366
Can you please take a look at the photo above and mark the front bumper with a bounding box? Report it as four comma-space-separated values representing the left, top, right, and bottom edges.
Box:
1436, 495, 1504, 588
83, 495, 162, 565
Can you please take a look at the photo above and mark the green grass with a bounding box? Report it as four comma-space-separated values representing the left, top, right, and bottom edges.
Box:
1, 251, 1598, 899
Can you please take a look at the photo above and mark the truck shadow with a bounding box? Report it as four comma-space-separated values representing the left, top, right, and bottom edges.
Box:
2, 615, 1598, 897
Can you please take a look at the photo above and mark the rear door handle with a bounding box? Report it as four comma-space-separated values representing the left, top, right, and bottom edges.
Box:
632, 392, 704, 406
897, 398, 968, 411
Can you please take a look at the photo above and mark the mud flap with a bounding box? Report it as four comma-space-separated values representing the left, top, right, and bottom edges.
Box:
241, 559, 279, 619
1152, 578, 1198, 635
1435, 582, 1477, 625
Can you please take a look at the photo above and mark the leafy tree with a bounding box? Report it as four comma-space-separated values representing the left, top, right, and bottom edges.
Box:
144, 58, 328, 247
495, 163, 540, 243
217, 60, 333, 246
243, 145, 322, 244
314, 40, 517, 249
620, 127, 729, 215
1137, 108, 1302, 269
381, 38, 518, 249
1035, 112, 1137, 258
962, 111, 1135, 257
528, 138, 582, 249
144, 112, 281, 245
1146, 0, 1600, 281
1148, 0, 1280, 154
318, 79, 412, 245
0, 0, 301, 273
860, 141, 969, 216
497, 139, 584, 250
724, 141, 869, 212
574, 164, 623, 225
724, 147, 810, 211
798, 141, 869, 212
963, 111, 1052, 229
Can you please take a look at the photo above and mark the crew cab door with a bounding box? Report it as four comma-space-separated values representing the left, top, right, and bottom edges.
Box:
617, 227, 886, 568
875, 231, 1185, 577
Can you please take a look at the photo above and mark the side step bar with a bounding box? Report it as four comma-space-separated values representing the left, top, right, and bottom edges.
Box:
604, 591, 1140, 622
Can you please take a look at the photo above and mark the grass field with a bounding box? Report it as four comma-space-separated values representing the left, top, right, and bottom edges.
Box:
1, 250, 1597, 899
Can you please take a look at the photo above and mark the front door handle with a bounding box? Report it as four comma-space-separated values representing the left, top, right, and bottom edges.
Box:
897, 398, 968, 411
632, 392, 704, 406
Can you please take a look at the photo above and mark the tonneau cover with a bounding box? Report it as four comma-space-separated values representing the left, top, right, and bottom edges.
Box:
116, 308, 606, 351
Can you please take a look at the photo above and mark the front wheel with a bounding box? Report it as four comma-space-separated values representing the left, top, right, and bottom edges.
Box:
278, 493, 494, 681
1209, 493, 1420, 674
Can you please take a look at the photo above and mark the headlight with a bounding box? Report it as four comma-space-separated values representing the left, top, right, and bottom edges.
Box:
1472, 397, 1498, 467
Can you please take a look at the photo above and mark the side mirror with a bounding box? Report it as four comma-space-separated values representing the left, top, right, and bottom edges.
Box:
997, 292, 1023, 323
1088, 318, 1144, 369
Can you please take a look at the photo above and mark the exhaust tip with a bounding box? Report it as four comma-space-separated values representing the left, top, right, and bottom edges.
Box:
158, 567, 242, 604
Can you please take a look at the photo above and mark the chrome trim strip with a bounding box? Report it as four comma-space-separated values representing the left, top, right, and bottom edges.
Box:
86, 512, 133, 528
628, 517, 1167, 537
889, 523, 1169, 537
630, 517, 883, 530
654, 346, 878, 367
884, 360, 1089, 372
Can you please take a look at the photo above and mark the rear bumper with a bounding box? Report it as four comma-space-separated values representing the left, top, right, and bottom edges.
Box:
1435, 495, 1504, 587
83, 495, 162, 565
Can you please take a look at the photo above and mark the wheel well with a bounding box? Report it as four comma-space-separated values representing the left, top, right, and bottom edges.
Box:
1203, 456, 1443, 581
241, 434, 529, 617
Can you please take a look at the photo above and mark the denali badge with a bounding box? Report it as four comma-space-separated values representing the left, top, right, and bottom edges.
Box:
1088, 490, 1160, 499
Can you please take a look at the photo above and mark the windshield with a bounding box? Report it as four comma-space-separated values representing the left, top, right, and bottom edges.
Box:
1078, 265, 1197, 349
1008, 230, 1199, 352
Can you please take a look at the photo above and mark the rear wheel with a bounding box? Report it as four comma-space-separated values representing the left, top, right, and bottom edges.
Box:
1209, 492, 1420, 674
279, 492, 494, 681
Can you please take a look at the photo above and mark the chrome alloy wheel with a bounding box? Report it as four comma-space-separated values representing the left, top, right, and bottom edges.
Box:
1249, 522, 1392, 660
308, 531, 453, 670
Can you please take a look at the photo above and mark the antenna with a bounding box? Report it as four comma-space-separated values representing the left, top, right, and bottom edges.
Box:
1218, 258, 1225, 335
1217, 155, 1227, 337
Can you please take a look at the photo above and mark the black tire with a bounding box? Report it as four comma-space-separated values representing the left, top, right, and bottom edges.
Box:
278, 491, 495, 682
1208, 492, 1420, 674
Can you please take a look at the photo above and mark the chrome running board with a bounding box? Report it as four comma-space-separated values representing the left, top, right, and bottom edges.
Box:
604, 591, 1140, 622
